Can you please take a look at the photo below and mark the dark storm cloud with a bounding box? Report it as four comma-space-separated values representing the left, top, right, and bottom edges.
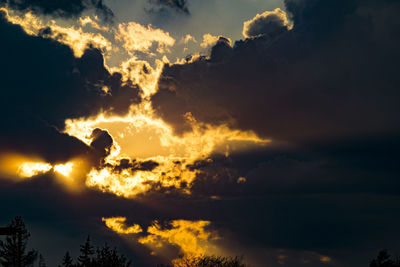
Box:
152, 0, 400, 143
0, 11, 140, 163
0, 0, 113, 21
188, 135, 400, 197
146, 0, 190, 15
149, 1, 400, 265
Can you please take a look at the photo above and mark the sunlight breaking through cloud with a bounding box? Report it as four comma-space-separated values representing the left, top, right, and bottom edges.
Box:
102, 217, 143, 234
103, 217, 219, 258
17, 162, 52, 178
64, 102, 269, 198
1, 8, 113, 57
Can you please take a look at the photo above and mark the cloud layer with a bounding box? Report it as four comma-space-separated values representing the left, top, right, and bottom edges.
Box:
152, 0, 400, 144
147, 0, 190, 15
0, 0, 113, 20
0, 10, 140, 163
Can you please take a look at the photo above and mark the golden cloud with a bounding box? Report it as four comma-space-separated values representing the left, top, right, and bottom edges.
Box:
116, 22, 175, 54
242, 8, 291, 38
64, 103, 268, 198
79, 16, 110, 32
200, 33, 231, 48
139, 220, 217, 256
102, 217, 143, 234
179, 34, 197, 45
1, 8, 113, 57
17, 162, 53, 178
0, 153, 88, 193
103, 217, 218, 258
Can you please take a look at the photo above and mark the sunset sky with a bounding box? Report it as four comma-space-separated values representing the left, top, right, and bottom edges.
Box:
0, 0, 400, 266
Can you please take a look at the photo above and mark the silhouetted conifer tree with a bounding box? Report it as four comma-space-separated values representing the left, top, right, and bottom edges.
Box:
77, 236, 94, 267
162, 255, 247, 267
93, 243, 131, 267
38, 254, 46, 267
370, 250, 400, 267
0, 216, 38, 267
59, 251, 74, 267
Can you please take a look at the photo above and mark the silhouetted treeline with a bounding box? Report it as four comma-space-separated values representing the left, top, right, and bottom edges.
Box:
370, 250, 400, 267
0, 216, 38, 267
159, 255, 248, 267
59, 236, 131, 267
0, 216, 130, 267
3, 216, 400, 267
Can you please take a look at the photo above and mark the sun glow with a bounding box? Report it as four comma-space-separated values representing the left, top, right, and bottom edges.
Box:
64, 100, 269, 198
0, 154, 87, 193
1, 6, 270, 199
0, 154, 52, 179
54, 162, 74, 177
17, 162, 52, 178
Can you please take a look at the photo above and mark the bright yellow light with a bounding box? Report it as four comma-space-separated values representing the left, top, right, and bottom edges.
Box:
17, 162, 52, 178
54, 162, 74, 177
138, 220, 216, 256
116, 22, 175, 53
102, 217, 143, 234
1, 8, 113, 58
64, 100, 269, 198
52, 158, 90, 193
1, 6, 271, 198
0, 154, 52, 179
103, 217, 218, 257
0, 154, 51, 179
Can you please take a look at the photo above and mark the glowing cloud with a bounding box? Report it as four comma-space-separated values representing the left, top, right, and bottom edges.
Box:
116, 22, 175, 54
200, 34, 231, 48
79, 16, 110, 32
17, 162, 52, 178
243, 8, 291, 38
138, 220, 216, 256
102, 217, 143, 234
44, 24, 113, 57
64, 105, 268, 198
179, 34, 196, 45
54, 162, 74, 177
111, 57, 165, 98
103, 217, 218, 257
0, 154, 53, 179
1, 8, 113, 57
0, 154, 89, 194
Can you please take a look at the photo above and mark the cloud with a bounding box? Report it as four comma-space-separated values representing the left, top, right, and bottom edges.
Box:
79, 16, 109, 32
1, 8, 113, 57
179, 34, 196, 45
0, 0, 113, 21
188, 136, 400, 197
116, 22, 175, 54
138, 220, 216, 257
242, 8, 291, 38
103, 216, 223, 264
102, 217, 143, 234
200, 33, 231, 48
147, 0, 190, 15
152, 0, 400, 144
0, 10, 140, 165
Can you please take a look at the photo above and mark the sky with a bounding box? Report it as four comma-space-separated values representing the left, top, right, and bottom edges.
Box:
0, 0, 400, 266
